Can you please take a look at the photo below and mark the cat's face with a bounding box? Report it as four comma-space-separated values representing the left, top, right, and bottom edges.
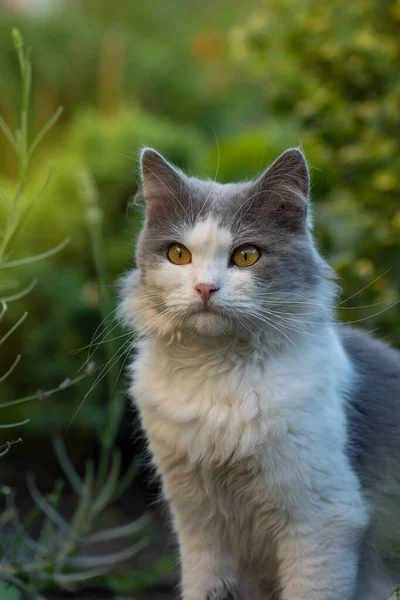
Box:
121, 148, 335, 340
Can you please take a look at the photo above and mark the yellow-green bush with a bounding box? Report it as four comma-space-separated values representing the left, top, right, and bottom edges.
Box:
225, 0, 400, 343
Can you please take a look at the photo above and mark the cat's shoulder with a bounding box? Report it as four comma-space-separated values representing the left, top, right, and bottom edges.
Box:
339, 324, 400, 429
339, 325, 400, 375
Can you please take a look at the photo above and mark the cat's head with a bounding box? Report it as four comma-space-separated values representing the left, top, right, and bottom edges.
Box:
120, 148, 336, 342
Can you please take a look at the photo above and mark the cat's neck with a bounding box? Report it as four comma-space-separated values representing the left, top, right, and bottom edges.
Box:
149, 319, 339, 364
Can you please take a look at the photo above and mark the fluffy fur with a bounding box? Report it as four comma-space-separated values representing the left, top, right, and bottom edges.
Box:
120, 147, 400, 600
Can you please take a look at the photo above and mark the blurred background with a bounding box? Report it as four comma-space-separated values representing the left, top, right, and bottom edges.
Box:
1, 0, 400, 598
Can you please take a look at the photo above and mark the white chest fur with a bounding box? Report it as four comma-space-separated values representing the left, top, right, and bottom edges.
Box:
130, 328, 354, 496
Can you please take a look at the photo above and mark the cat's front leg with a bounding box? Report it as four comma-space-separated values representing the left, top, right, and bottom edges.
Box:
179, 532, 236, 600
277, 501, 368, 600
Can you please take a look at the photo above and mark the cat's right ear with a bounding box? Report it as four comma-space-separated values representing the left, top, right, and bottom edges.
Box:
139, 148, 187, 210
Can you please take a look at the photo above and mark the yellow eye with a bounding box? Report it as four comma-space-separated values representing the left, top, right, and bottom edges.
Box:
231, 245, 260, 267
167, 243, 192, 265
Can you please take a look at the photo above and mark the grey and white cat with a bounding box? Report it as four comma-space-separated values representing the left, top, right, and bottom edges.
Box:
120, 147, 400, 600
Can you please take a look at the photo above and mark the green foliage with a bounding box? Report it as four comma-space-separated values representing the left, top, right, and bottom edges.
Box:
0, 582, 23, 600
226, 0, 400, 344
0, 29, 162, 600
0, 105, 208, 433
0, 28, 67, 441
0, 0, 251, 141
0, 443, 148, 599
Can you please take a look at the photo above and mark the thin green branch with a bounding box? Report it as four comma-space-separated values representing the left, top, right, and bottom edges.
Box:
0, 365, 95, 409
77, 167, 123, 453
0, 114, 16, 150
0, 355, 21, 383
10, 167, 53, 244
0, 278, 37, 303
0, 301, 7, 322
0, 238, 70, 269
28, 107, 64, 162
0, 311, 27, 346
0, 419, 30, 429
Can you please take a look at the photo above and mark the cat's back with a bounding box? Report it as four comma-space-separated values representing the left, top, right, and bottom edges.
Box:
341, 325, 400, 492
341, 326, 400, 576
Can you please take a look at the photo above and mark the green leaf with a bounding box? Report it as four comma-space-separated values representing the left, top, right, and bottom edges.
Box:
0, 582, 23, 600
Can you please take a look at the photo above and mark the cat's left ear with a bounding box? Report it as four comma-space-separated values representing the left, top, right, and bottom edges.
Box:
140, 148, 187, 203
138, 148, 189, 225
256, 148, 311, 230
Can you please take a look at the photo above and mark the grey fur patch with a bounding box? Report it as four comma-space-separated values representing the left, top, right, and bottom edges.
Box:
342, 327, 400, 578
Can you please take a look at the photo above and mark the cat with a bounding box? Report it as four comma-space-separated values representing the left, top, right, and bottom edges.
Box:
119, 146, 400, 600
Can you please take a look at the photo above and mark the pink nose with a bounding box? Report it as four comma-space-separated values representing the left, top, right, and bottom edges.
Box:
195, 283, 219, 303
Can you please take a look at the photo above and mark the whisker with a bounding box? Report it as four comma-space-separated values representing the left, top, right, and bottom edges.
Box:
76, 308, 121, 373
334, 300, 399, 326
67, 335, 136, 429
69, 305, 176, 427
246, 312, 300, 351
337, 269, 391, 306
248, 308, 324, 342
71, 331, 132, 355
255, 300, 399, 327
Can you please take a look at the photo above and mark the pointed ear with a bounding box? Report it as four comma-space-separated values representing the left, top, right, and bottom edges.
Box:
140, 148, 186, 203
255, 148, 311, 230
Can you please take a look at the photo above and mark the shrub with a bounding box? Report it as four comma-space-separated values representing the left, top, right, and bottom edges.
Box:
226, 0, 400, 344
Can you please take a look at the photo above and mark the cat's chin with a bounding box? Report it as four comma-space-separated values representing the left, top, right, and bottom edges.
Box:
187, 312, 232, 337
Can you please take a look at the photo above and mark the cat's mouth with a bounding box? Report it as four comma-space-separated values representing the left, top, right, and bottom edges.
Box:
185, 303, 230, 334
191, 304, 222, 316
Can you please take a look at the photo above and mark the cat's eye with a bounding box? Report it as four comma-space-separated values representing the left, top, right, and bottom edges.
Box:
167, 243, 192, 265
231, 245, 260, 267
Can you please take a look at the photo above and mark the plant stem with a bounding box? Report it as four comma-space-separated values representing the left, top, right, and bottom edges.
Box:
76, 167, 124, 458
